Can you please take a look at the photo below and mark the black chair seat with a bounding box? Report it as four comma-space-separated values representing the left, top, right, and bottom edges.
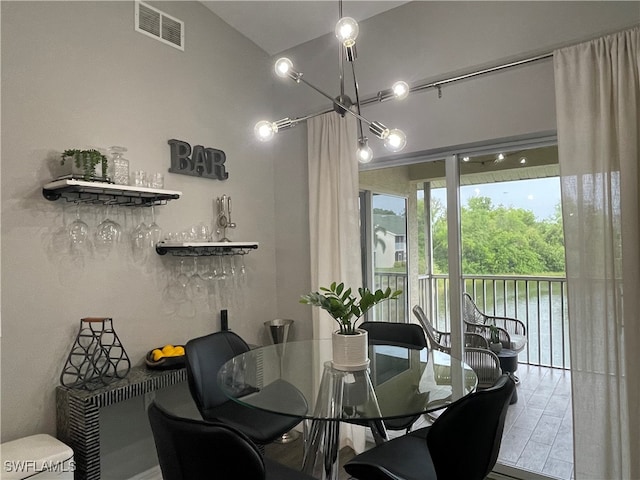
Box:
148, 401, 315, 480
345, 428, 437, 480
344, 375, 516, 480
203, 379, 308, 444
185, 331, 307, 445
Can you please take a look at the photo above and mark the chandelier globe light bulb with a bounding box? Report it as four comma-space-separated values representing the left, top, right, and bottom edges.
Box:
357, 139, 373, 164
335, 17, 359, 47
392, 81, 410, 100
275, 57, 294, 78
384, 129, 407, 152
254, 120, 276, 142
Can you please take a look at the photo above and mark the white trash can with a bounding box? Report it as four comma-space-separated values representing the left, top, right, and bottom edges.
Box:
1, 434, 74, 479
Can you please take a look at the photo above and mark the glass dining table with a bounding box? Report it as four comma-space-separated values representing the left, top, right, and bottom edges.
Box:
218, 338, 477, 480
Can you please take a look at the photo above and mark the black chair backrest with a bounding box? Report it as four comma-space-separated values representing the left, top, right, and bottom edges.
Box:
427, 374, 515, 480
185, 331, 250, 415
147, 401, 265, 480
360, 321, 428, 350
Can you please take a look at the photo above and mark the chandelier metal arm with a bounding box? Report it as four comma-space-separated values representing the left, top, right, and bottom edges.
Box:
349, 60, 365, 141
338, 0, 345, 99
296, 76, 373, 127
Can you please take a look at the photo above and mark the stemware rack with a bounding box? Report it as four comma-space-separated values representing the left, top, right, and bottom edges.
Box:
43, 179, 257, 257
42, 179, 182, 206
155, 241, 259, 256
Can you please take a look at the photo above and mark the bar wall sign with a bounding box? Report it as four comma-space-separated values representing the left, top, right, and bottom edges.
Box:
168, 139, 228, 180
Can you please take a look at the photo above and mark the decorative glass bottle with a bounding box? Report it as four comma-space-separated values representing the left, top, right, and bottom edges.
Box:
109, 145, 130, 186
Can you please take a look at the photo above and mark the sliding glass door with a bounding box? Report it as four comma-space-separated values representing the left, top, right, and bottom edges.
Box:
360, 191, 409, 322
360, 139, 572, 480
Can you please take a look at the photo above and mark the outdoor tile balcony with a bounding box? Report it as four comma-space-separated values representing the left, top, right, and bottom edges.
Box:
498, 364, 574, 480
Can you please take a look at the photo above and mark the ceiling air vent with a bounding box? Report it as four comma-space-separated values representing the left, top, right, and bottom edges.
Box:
135, 1, 184, 51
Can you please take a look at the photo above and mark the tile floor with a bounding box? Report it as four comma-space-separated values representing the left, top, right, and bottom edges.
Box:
497, 364, 574, 480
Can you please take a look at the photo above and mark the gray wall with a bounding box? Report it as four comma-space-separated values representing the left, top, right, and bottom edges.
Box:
1, 0, 638, 476
0, 0, 285, 456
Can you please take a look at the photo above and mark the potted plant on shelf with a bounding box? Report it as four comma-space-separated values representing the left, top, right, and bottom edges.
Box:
300, 282, 402, 370
60, 149, 109, 182
488, 324, 503, 353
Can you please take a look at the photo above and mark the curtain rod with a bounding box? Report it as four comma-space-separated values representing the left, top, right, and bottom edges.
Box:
288, 23, 638, 125
373, 22, 639, 103
363, 52, 553, 105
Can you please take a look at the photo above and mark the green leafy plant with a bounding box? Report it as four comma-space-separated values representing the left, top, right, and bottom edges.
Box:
61, 149, 108, 181
488, 324, 501, 344
300, 282, 402, 335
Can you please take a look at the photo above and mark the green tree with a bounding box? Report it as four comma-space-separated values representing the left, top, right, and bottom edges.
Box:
423, 194, 565, 275
373, 208, 397, 216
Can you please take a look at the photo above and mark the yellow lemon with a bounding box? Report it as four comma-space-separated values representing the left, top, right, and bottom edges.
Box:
173, 346, 185, 356
152, 349, 164, 361
162, 344, 175, 355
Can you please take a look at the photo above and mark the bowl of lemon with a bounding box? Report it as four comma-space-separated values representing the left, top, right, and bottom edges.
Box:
145, 344, 186, 370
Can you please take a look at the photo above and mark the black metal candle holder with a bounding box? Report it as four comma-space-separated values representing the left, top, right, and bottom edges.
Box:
60, 317, 131, 390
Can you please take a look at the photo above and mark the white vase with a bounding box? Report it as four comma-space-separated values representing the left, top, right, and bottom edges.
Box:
331, 328, 369, 371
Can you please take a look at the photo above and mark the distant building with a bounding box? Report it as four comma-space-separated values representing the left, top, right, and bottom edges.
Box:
373, 213, 407, 269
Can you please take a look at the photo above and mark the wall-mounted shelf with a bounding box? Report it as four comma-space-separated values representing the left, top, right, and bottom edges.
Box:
156, 241, 259, 256
42, 179, 182, 206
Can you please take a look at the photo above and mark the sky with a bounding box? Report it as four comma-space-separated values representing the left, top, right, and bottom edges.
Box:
374, 177, 562, 221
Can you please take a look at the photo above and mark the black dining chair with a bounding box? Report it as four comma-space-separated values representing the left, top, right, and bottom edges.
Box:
185, 330, 307, 446
147, 401, 316, 480
344, 374, 516, 480
351, 321, 429, 434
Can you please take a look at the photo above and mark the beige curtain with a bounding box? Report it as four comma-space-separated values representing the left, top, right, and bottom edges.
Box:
307, 112, 363, 339
307, 111, 366, 453
554, 26, 640, 479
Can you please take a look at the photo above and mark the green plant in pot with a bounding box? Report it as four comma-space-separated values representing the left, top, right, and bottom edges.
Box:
301, 282, 402, 370
300, 282, 402, 335
61, 149, 109, 182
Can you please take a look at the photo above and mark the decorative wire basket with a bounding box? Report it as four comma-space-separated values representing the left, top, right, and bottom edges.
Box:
60, 317, 131, 390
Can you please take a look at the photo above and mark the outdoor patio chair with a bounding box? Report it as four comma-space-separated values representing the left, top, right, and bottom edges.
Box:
412, 305, 502, 390
462, 293, 527, 354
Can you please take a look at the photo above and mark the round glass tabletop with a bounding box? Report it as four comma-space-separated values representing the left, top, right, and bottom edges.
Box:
218, 339, 477, 422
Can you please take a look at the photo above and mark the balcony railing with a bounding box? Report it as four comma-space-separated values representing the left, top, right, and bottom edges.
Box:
421, 274, 570, 369
371, 272, 408, 324
371, 272, 570, 370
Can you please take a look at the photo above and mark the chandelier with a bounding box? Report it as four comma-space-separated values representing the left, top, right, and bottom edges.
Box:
254, 2, 409, 163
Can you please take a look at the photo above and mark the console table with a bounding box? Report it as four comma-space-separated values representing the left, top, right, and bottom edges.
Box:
56, 366, 187, 480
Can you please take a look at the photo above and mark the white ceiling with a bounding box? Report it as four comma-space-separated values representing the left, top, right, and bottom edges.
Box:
201, 1, 410, 55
